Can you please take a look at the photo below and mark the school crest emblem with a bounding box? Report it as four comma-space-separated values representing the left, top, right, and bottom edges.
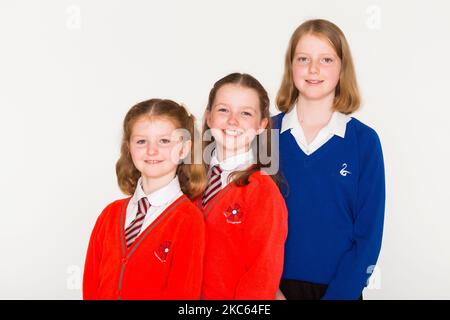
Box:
224, 204, 243, 224
154, 240, 172, 262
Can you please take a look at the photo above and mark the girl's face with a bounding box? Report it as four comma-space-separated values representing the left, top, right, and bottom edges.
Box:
206, 84, 268, 159
292, 34, 341, 102
129, 117, 190, 182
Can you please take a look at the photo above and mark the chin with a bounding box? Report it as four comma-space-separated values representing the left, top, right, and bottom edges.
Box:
302, 92, 335, 101
143, 172, 173, 181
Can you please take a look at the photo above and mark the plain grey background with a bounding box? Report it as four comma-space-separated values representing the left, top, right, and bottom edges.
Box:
1, 0, 449, 299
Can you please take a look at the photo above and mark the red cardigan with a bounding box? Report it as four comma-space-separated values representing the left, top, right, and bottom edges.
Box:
196, 171, 288, 300
83, 195, 205, 300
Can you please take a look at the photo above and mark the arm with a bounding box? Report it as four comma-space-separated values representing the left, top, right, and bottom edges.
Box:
322, 129, 385, 300
234, 179, 288, 300
82, 205, 109, 300
163, 211, 205, 300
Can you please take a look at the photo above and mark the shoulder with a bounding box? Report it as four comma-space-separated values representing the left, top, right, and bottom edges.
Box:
101, 198, 129, 214
246, 171, 283, 199
348, 117, 381, 143
175, 195, 204, 223
171, 196, 205, 237
91, 197, 130, 231
347, 117, 384, 158
240, 171, 287, 222
248, 170, 275, 185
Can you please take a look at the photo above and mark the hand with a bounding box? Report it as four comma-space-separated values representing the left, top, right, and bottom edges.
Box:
275, 288, 286, 300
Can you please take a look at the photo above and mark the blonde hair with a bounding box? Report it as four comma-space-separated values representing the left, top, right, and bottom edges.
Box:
116, 99, 207, 199
276, 19, 360, 114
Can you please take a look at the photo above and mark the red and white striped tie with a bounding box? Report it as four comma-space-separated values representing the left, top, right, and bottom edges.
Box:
125, 197, 150, 247
202, 165, 223, 207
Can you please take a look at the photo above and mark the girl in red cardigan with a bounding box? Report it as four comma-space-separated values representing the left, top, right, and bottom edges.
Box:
198, 73, 288, 299
83, 99, 207, 300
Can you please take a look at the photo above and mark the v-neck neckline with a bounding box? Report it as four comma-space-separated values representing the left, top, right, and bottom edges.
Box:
119, 195, 187, 257
281, 129, 340, 162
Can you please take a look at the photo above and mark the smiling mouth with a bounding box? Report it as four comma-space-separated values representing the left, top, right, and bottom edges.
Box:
223, 129, 244, 137
305, 80, 324, 85
144, 160, 163, 164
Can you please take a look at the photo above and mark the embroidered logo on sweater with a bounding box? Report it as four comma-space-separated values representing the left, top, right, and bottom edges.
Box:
340, 163, 351, 176
154, 241, 172, 263
224, 204, 243, 224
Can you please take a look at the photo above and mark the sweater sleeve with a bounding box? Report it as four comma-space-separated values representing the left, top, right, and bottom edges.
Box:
322, 128, 386, 300
234, 177, 288, 300
83, 204, 110, 300
163, 210, 205, 300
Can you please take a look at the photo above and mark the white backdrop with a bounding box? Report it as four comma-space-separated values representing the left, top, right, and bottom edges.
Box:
1, 0, 449, 299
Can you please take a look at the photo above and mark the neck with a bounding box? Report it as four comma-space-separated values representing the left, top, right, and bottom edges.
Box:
216, 144, 249, 162
141, 172, 176, 195
297, 94, 334, 126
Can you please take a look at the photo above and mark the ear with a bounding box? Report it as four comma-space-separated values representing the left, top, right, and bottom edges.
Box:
205, 110, 212, 128
179, 140, 192, 160
257, 118, 269, 135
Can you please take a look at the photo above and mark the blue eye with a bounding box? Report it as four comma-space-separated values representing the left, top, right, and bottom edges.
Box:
136, 139, 146, 145
159, 138, 171, 144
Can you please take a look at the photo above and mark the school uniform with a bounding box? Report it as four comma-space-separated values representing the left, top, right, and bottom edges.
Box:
272, 106, 385, 300
196, 149, 288, 300
83, 176, 205, 300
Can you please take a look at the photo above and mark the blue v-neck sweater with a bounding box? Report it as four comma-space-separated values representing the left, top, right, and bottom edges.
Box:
272, 113, 385, 300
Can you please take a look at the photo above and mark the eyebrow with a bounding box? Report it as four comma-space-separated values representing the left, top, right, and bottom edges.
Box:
213, 103, 256, 110
213, 103, 229, 108
295, 51, 337, 55
131, 133, 173, 138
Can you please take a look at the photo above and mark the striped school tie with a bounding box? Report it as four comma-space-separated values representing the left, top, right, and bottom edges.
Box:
125, 197, 150, 247
202, 165, 223, 207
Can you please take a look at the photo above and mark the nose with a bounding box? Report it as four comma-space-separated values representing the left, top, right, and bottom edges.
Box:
146, 142, 158, 155
309, 60, 319, 74
227, 112, 239, 127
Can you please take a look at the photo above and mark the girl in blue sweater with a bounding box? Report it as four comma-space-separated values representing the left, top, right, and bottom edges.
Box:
272, 19, 385, 300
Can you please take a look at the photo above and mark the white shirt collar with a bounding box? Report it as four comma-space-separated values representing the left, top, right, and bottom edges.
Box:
131, 176, 182, 207
210, 147, 255, 172
281, 103, 350, 138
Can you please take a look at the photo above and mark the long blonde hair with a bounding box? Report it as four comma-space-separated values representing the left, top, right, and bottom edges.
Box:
276, 19, 360, 114
116, 99, 207, 199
